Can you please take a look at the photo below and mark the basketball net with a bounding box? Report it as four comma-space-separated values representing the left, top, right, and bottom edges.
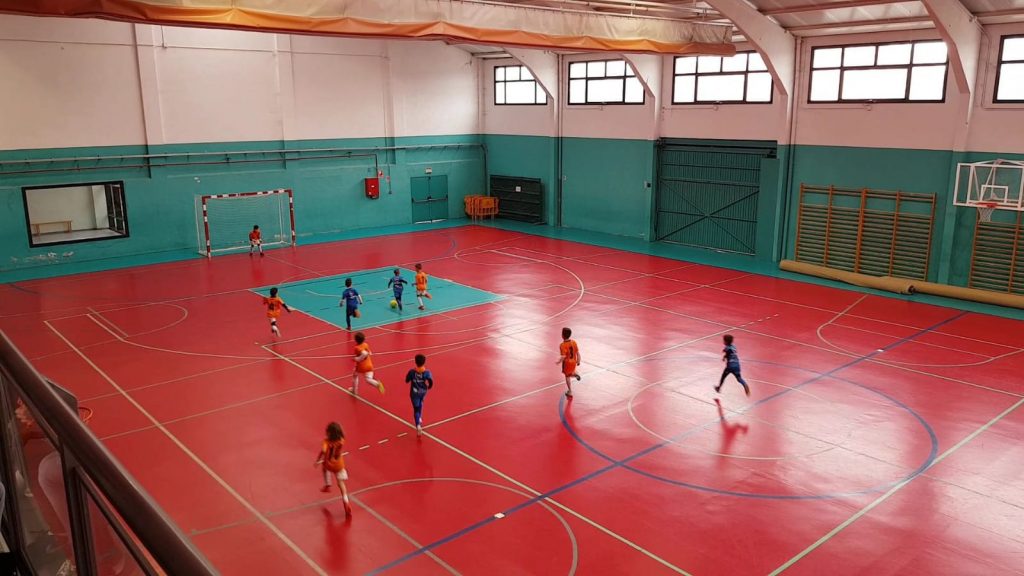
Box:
977, 202, 997, 223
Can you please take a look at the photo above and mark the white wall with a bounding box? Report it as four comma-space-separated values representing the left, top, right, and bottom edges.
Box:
793, 29, 961, 150
0, 15, 479, 151
25, 186, 97, 231
966, 22, 1024, 154
481, 56, 556, 137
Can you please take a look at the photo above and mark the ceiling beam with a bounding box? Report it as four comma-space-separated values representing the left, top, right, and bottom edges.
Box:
920, 0, 982, 97
761, 0, 904, 16
700, 0, 795, 97
785, 16, 932, 33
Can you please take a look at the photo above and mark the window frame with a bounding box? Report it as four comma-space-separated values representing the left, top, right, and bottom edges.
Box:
994, 34, 1024, 104
671, 51, 775, 105
807, 39, 950, 104
493, 64, 548, 106
566, 58, 646, 106
23, 180, 130, 248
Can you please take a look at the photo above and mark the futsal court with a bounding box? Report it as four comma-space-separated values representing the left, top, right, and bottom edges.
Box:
2, 225, 1022, 575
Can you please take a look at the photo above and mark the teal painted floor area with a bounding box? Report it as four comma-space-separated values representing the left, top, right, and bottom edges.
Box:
478, 220, 1024, 321
253, 267, 502, 330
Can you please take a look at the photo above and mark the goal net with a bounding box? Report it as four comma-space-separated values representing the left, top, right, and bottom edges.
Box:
195, 189, 296, 257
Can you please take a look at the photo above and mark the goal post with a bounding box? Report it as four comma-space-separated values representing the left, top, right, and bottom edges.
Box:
195, 189, 296, 257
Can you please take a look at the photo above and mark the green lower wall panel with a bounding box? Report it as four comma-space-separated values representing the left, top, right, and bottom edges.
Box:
0, 136, 485, 277
483, 134, 557, 223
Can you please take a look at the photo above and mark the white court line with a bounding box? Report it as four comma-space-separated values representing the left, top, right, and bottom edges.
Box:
769, 396, 1024, 575
260, 344, 692, 575
88, 307, 130, 338
352, 495, 462, 576
44, 320, 331, 576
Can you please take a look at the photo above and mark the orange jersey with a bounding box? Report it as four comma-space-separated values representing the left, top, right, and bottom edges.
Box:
320, 438, 345, 472
354, 342, 373, 372
249, 230, 261, 241
415, 271, 428, 291
559, 339, 580, 363
263, 296, 285, 318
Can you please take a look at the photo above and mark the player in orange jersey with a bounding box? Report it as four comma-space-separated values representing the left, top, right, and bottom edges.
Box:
352, 332, 385, 395
262, 287, 291, 337
314, 421, 352, 517
249, 225, 264, 256
414, 263, 432, 310
556, 327, 582, 398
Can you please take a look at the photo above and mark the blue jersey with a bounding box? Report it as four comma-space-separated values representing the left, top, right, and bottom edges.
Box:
388, 276, 408, 295
724, 344, 740, 368
405, 368, 433, 396
341, 287, 360, 310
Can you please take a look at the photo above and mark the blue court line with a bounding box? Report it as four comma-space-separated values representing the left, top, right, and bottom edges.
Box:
365, 311, 966, 575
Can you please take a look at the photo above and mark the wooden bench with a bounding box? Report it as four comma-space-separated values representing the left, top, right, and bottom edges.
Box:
30, 220, 72, 235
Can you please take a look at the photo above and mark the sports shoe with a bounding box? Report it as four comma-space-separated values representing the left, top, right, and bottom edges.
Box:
376, 381, 386, 394
574, 373, 581, 381
343, 501, 353, 516
565, 390, 573, 398
714, 385, 721, 393
416, 425, 423, 437
419, 305, 425, 311
320, 485, 330, 493
744, 387, 751, 397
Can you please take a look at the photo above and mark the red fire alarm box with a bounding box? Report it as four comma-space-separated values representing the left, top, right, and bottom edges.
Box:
364, 177, 380, 199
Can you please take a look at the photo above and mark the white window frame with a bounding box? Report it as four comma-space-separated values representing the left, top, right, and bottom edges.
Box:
567, 59, 646, 105
808, 40, 949, 104
994, 35, 1024, 104
494, 65, 548, 106
672, 51, 774, 105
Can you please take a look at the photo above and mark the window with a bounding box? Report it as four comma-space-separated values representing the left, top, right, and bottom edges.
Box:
495, 65, 547, 105
568, 59, 645, 105
995, 35, 1024, 103
673, 52, 773, 104
24, 182, 128, 247
809, 40, 948, 103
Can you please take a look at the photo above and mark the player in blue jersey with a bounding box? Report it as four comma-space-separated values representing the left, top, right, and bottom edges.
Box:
405, 354, 434, 436
340, 278, 362, 331
715, 334, 750, 397
387, 268, 409, 312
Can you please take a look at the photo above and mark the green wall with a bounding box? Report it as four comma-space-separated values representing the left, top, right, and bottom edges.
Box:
0, 136, 485, 277
485, 135, 655, 238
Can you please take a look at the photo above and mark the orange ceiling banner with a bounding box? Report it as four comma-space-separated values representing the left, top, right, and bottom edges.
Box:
0, 0, 736, 56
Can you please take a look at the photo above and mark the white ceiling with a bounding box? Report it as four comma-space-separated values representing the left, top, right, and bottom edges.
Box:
491, 0, 1024, 41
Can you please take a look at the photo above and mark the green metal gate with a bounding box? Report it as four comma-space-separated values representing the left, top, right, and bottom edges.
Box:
411, 175, 448, 223
655, 141, 775, 255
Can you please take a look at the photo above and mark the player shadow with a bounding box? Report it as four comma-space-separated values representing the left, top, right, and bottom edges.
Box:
714, 398, 749, 455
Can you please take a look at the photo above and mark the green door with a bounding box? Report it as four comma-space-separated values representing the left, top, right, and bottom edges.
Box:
655, 141, 775, 255
411, 175, 448, 223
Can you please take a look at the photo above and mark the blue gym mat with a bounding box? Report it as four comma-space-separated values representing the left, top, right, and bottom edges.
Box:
252, 267, 502, 330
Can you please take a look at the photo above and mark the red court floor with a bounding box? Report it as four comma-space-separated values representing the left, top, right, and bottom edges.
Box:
2, 225, 1023, 575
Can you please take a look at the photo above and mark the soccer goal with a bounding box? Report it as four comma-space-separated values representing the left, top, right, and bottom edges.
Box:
195, 189, 296, 257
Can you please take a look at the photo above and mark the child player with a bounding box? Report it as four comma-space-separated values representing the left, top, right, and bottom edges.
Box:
313, 421, 352, 517
249, 225, 263, 256
405, 354, 434, 436
716, 334, 750, 397
262, 287, 291, 337
340, 278, 362, 331
556, 327, 582, 398
388, 268, 409, 312
414, 263, 431, 311
352, 332, 385, 395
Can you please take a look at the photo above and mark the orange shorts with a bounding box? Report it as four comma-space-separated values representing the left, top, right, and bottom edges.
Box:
562, 361, 577, 376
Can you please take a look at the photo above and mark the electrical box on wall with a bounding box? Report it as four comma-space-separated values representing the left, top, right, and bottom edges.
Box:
364, 177, 380, 199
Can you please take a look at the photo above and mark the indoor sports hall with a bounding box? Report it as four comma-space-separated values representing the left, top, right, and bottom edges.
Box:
0, 2, 1022, 575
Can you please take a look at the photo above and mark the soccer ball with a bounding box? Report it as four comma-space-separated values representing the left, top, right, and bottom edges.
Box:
390, 300, 398, 309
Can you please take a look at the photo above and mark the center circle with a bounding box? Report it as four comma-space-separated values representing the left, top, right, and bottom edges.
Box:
562, 358, 938, 500
627, 378, 856, 461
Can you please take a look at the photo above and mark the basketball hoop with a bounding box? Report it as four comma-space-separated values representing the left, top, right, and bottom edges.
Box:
975, 201, 998, 223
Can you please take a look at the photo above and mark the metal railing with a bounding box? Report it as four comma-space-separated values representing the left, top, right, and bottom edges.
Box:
0, 332, 217, 576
